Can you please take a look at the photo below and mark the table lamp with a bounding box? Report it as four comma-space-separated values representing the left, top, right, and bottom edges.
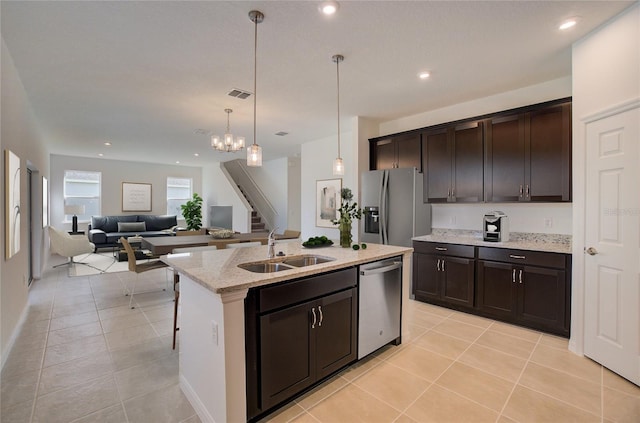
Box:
64, 204, 85, 233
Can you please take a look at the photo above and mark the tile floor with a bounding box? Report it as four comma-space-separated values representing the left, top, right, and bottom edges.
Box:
1, 259, 639, 423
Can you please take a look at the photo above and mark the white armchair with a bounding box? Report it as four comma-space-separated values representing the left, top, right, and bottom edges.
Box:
48, 226, 95, 268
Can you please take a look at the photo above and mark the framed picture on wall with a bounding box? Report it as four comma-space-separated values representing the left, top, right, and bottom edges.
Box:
122, 182, 152, 212
316, 178, 341, 228
5, 149, 21, 259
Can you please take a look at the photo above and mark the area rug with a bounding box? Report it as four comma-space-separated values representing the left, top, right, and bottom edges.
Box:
67, 252, 138, 277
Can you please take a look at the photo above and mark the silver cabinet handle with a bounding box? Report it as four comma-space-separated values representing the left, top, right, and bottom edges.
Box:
442, 259, 445, 272
585, 247, 598, 256
526, 185, 530, 198
435, 247, 448, 251
512, 269, 516, 283
519, 185, 523, 197
311, 307, 316, 329
436, 259, 441, 272
519, 270, 523, 284
509, 254, 526, 259
318, 306, 323, 327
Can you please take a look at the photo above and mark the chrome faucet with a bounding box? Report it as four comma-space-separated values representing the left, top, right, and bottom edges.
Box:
267, 227, 279, 259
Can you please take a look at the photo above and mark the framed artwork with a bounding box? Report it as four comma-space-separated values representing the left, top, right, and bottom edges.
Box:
316, 178, 341, 228
5, 149, 21, 259
122, 182, 152, 212
42, 176, 48, 227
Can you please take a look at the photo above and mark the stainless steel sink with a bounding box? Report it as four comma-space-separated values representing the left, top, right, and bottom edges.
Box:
282, 255, 335, 267
237, 254, 335, 273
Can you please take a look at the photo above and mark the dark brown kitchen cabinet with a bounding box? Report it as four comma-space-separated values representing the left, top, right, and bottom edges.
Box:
476, 247, 570, 336
485, 101, 572, 202
371, 133, 421, 171
423, 121, 484, 203
245, 268, 357, 421
413, 242, 475, 309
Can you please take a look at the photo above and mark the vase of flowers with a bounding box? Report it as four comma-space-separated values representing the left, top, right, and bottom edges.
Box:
332, 188, 363, 248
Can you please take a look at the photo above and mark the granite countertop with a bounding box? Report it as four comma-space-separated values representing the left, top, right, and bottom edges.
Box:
413, 229, 572, 254
162, 242, 412, 294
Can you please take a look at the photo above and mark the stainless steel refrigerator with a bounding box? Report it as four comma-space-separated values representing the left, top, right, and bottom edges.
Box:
360, 168, 431, 247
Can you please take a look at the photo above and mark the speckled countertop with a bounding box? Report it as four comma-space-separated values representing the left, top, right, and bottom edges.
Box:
162, 242, 412, 294
413, 229, 571, 254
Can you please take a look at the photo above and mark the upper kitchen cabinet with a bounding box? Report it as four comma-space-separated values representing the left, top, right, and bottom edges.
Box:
370, 133, 422, 171
485, 100, 572, 202
422, 121, 484, 203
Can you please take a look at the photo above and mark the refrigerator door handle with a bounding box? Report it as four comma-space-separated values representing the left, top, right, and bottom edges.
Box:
381, 170, 389, 244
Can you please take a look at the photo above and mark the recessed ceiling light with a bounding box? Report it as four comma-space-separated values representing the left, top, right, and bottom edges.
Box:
319, 1, 339, 15
559, 18, 579, 30
418, 71, 431, 80
194, 153, 199, 157
98, 153, 104, 157
104, 142, 111, 146
175, 161, 180, 164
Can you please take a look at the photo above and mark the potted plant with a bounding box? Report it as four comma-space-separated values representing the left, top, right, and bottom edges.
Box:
180, 193, 203, 231
332, 188, 363, 248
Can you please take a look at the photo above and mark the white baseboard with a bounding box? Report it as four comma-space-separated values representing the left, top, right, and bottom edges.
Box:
180, 373, 215, 423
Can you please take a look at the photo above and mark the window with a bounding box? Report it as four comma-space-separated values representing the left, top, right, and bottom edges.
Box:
63, 170, 101, 222
167, 177, 192, 218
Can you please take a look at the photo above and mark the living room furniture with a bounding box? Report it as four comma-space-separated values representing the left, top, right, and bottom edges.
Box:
88, 214, 177, 250
120, 237, 170, 309
226, 242, 262, 248
141, 232, 299, 255
48, 226, 96, 269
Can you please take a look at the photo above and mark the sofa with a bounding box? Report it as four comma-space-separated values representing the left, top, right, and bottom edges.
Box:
88, 215, 178, 250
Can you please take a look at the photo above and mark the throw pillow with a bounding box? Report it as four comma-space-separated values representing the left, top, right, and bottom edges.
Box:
117, 221, 146, 232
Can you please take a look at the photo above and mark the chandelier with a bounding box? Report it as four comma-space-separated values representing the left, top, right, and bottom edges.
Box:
211, 109, 245, 153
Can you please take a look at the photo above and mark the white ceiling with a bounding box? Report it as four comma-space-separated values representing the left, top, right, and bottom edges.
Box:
1, 1, 634, 166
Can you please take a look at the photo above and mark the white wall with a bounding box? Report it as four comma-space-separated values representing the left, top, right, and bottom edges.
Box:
50, 155, 202, 232
243, 157, 289, 232
570, 3, 639, 353
202, 163, 250, 233
1, 39, 50, 365
287, 156, 301, 231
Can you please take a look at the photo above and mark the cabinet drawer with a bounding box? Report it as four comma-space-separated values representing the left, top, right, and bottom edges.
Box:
259, 267, 357, 313
477, 247, 566, 269
413, 241, 475, 258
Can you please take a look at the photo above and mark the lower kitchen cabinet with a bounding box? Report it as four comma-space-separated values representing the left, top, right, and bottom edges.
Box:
413, 242, 475, 309
245, 268, 358, 421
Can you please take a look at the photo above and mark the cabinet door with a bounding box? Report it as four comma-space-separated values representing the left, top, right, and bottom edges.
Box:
396, 134, 422, 171
315, 288, 357, 379
413, 253, 440, 302
452, 122, 484, 203
526, 103, 572, 202
485, 114, 525, 202
423, 129, 451, 203
442, 257, 475, 308
260, 300, 315, 409
374, 139, 396, 170
476, 260, 517, 320
517, 266, 567, 334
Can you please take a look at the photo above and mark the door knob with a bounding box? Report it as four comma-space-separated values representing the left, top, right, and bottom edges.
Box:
585, 247, 598, 256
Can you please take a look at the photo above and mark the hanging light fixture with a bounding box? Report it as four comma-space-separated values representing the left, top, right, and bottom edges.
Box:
247, 10, 264, 167
211, 109, 245, 153
332, 54, 345, 176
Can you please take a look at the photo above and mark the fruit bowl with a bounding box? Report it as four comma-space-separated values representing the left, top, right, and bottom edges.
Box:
302, 236, 334, 248
209, 229, 234, 239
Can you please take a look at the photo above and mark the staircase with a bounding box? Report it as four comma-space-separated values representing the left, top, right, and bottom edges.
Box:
251, 211, 268, 233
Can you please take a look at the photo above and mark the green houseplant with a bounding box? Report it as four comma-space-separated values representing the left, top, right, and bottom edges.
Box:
332, 188, 363, 248
180, 193, 203, 231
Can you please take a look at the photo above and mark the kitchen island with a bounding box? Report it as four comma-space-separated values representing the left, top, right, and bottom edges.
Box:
163, 242, 412, 423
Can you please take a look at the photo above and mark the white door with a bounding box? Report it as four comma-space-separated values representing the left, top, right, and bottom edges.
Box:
584, 106, 639, 385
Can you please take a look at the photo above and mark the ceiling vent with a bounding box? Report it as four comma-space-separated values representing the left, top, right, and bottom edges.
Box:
228, 88, 252, 99
275, 131, 289, 136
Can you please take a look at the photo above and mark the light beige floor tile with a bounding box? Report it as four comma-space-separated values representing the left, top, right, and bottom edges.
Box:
385, 345, 453, 382
0, 399, 33, 422
123, 383, 196, 423
603, 368, 640, 397
150, 317, 174, 337
308, 384, 401, 423
0, 347, 45, 380
339, 354, 381, 382
53, 293, 95, 308
519, 362, 602, 415
354, 362, 431, 410
114, 353, 178, 400
0, 368, 39, 409
405, 310, 447, 329
431, 319, 486, 342
296, 374, 348, 410
447, 311, 494, 328
47, 321, 103, 347
100, 312, 149, 333
490, 321, 542, 343
288, 412, 321, 423
39, 351, 113, 395
497, 415, 518, 423
404, 384, 498, 423
6, 329, 48, 356
94, 295, 132, 310
502, 385, 600, 423
539, 333, 570, 350
32, 374, 120, 423
261, 401, 306, 422
104, 322, 157, 350
51, 301, 97, 319
50, 309, 99, 331
413, 303, 453, 317
530, 344, 602, 383
109, 335, 174, 372
401, 323, 429, 343
476, 329, 537, 359
413, 330, 471, 359
142, 303, 175, 323
70, 403, 127, 423
603, 387, 640, 423
458, 344, 527, 383
44, 334, 107, 367
98, 304, 142, 321
435, 362, 514, 412
18, 318, 51, 337
394, 415, 419, 423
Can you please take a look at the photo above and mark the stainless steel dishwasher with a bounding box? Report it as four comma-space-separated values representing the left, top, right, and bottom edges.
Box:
358, 257, 403, 359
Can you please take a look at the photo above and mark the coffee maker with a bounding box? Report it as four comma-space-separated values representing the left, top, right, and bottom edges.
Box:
483, 211, 509, 242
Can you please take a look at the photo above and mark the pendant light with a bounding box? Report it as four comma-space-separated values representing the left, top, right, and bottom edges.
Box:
211, 109, 245, 153
332, 54, 344, 175
247, 10, 264, 167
